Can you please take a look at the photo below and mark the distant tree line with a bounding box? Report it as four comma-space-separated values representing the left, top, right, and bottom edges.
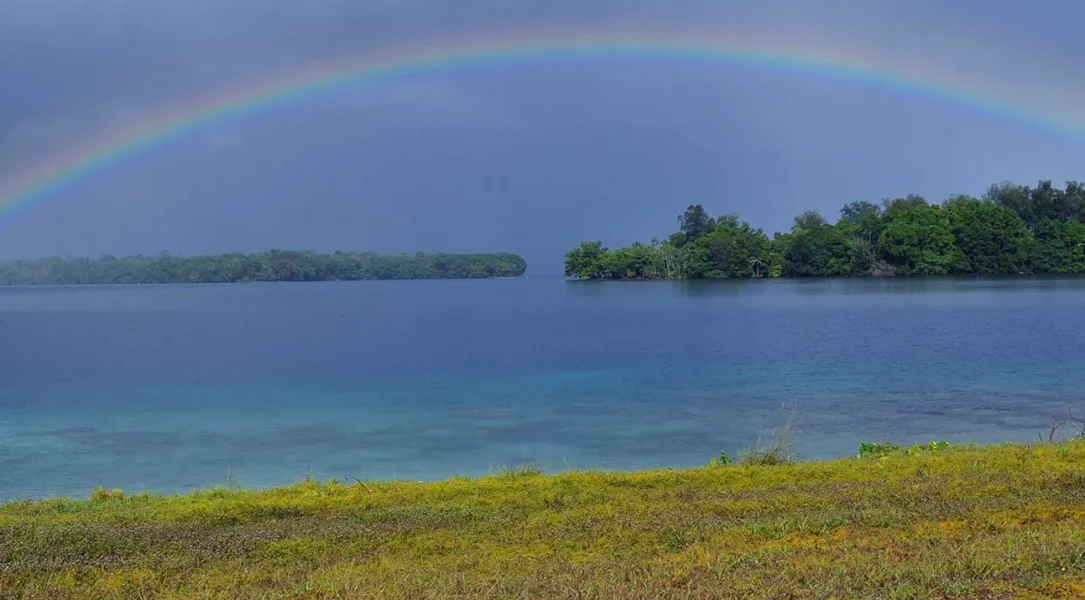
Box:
0, 250, 528, 285
565, 180, 1085, 279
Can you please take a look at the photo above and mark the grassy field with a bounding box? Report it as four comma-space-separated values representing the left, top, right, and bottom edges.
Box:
3, 441, 1085, 599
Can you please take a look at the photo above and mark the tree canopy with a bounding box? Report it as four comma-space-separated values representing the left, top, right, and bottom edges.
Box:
565, 179, 1085, 279
0, 250, 528, 285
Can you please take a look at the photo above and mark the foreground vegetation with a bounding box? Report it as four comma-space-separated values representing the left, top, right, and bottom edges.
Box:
0, 250, 527, 285
565, 179, 1085, 279
3, 441, 1085, 598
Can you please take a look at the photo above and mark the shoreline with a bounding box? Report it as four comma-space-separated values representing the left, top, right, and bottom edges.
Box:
0, 437, 1070, 504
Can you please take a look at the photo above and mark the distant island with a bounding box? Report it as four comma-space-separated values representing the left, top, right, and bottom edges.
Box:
565, 180, 1085, 279
0, 250, 527, 285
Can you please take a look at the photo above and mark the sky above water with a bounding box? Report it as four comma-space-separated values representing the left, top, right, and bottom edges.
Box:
1, 0, 1083, 273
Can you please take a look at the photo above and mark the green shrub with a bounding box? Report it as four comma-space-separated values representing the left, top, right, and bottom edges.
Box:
858, 441, 902, 457
89, 487, 123, 502
708, 452, 733, 467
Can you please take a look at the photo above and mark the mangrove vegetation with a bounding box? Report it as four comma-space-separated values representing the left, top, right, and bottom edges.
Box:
565, 180, 1085, 279
0, 250, 528, 285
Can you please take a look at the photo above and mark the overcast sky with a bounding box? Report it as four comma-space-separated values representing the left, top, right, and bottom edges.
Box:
1, 0, 1083, 273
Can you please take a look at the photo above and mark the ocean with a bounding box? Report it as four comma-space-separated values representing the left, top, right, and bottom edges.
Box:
2, 276, 1083, 499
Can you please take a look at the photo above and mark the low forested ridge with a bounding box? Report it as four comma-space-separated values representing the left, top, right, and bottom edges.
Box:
0, 250, 528, 285
565, 180, 1085, 279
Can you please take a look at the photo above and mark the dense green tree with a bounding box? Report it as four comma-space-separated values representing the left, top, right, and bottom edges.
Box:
660, 241, 689, 279
563, 241, 610, 279
681, 204, 715, 235
1032, 180, 1079, 224
691, 216, 772, 278
791, 210, 828, 232
985, 182, 1032, 223
1066, 182, 1085, 222
881, 194, 929, 221
783, 224, 856, 276
563, 179, 1085, 280
879, 202, 957, 275
838, 202, 883, 241
1030, 219, 1085, 274
602, 243, 660, 279
675, 204, 715, 246
766, 233, 791, 278
986, 180, 1084, 227
942, 196, 1031, 275
837, 201, 884, 274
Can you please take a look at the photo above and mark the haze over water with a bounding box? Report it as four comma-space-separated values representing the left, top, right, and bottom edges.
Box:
2, 277, 1084, 499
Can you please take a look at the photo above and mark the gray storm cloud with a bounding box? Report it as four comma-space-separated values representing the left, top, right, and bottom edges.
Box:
1, 0, 1082, 271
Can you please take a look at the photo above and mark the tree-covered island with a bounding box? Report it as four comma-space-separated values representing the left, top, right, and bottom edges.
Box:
0, 250, 527, 285
565, 180, 1085, 279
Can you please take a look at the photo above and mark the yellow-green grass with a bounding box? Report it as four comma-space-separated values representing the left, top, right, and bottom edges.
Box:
3, 442, 1085, 599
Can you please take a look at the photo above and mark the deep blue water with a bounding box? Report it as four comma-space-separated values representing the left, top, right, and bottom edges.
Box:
2, 277, 1084, 499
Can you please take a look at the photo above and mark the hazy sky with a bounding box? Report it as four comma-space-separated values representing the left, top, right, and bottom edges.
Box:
1, 0, 1083, 273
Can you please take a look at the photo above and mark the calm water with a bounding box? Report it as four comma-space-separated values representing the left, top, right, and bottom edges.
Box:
2, 277, 1084, 499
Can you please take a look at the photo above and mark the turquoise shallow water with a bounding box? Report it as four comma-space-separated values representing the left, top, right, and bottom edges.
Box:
2, 277, 1084, 499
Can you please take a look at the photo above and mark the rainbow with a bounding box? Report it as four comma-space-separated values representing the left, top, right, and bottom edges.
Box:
1, 28, 1081, 220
